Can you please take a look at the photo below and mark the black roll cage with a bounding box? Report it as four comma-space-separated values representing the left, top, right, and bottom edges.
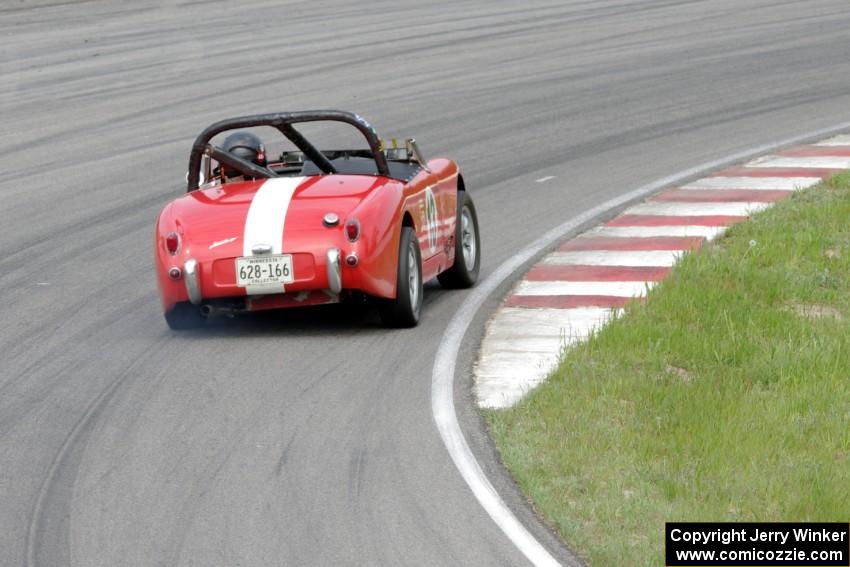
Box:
186, 110, 390, 192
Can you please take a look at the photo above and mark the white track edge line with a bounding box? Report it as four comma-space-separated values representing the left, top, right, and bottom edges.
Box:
431, 120, 850, 567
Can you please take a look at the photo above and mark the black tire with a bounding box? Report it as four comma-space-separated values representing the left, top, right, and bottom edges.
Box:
164, 302, 206, 330
379, 226, 423, 328
437, 191, 480, 289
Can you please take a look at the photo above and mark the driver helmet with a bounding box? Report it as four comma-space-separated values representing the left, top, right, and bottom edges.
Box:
221, 131, 267, 178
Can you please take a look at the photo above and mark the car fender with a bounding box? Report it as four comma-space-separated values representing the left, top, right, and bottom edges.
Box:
154, 202, 191, 313
343, 180, 408, 299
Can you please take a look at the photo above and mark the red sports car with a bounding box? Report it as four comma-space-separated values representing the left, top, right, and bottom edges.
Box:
155, 111, 480, 329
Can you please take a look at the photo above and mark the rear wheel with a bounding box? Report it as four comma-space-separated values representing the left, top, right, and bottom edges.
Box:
164, 302, 206, 330
379, 226, 423, 328
437, 191, 480, 288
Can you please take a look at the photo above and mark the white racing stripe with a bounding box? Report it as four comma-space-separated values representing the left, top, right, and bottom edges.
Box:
681, 176, 820, 190
592, 225, 728, 239
541, 250, 683, 267
627, 201, 769, 216
242, 177, 304, 295
746, 155, 850, 169
514, 280, 653, 297
815, 134, 850, 146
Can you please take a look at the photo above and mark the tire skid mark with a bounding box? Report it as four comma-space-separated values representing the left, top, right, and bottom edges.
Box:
25, 338, 170, 567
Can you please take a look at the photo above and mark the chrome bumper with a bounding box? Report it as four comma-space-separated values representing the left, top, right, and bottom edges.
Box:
184, 258, 202, 305
326, 248, 342, 294
185, 252, 339, 303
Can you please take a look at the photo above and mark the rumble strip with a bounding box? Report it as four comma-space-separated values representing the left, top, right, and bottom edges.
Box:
432, 126, 850, 567
475, 134, 850, 409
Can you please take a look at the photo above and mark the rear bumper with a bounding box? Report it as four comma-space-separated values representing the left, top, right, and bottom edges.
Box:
162, 247, 347, 313
188, 253, 327, 298
159, 240, 395, 314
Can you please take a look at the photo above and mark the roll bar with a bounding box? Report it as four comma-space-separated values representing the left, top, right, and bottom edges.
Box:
186, 110, 390, 191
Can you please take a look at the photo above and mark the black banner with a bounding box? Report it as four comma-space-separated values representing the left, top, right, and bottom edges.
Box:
666, 522, 849, 566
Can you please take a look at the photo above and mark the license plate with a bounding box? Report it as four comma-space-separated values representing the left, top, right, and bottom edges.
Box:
235, 254, 294, 287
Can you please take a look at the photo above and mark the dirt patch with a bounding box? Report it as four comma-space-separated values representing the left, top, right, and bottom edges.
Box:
785, 302, 843, 320
665, 364, 693, 382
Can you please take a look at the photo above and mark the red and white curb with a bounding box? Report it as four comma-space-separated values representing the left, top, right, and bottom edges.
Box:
475, 134, 850, 409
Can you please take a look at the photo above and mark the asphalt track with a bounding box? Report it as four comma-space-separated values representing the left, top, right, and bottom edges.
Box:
3, 1, 850, 565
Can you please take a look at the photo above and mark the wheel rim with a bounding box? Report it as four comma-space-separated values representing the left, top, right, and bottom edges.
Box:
408, 241, 419, 309
461, 206, 476, 270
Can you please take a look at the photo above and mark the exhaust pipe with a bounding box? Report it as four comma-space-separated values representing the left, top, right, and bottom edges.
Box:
199, 303, 243, 317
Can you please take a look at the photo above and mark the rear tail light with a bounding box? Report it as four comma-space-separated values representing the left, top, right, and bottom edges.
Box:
166, 232, 180, 255
345, 219, 360, 242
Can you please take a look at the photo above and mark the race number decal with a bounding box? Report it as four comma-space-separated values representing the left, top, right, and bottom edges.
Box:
424, 187, 439, 253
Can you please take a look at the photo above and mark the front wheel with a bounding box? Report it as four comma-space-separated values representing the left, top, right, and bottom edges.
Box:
438, 191, 480, 289
379, 226, 423, 328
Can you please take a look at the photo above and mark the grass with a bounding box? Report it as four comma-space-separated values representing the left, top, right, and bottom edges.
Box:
486, 172, 850, 566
